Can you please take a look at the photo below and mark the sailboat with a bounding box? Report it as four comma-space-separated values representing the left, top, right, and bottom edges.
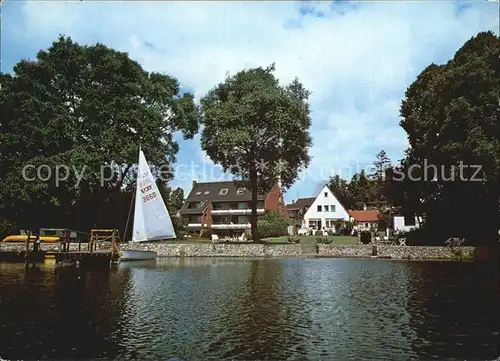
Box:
119, 148, 177, 261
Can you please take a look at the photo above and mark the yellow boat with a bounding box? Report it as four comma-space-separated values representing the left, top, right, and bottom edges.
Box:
1, 235, 60, 243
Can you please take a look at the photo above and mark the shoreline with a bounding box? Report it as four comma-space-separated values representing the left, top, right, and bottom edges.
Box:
1, 242, 494, 262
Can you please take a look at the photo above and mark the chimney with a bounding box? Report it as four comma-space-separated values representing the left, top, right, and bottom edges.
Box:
192, 180, 197, 188
292, 199, 295, 204
363, 204, 367, 211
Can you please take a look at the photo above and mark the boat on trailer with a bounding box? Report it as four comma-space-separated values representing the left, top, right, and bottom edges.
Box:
119, 147, 176, 262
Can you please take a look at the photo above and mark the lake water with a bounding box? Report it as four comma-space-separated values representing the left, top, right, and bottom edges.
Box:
1, 258, 498, 360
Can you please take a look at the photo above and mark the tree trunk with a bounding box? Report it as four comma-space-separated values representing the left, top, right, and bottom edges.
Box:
249, 167, 260, 243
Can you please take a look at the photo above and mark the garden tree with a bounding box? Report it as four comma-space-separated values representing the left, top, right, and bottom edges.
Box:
372, 150, 391, 182
156, 183, 185, 215
371, 150, 392, 209
0, 36, 200, 230
156, 182, 186, 235
256, 211, 289, 239
348, 170, 378, 209
327, 175, 353, 210
200, 64, 312, 242
398, 31, 499, 244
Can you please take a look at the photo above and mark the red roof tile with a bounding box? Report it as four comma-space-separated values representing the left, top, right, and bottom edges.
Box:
349, 210, 381, 222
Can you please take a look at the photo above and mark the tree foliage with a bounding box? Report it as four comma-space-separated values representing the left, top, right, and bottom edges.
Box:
256, 211, 289, 239
327, 154, 389, 211
396, 31, 499, 244
0, 36, 200, 233
200, 64, 312, 242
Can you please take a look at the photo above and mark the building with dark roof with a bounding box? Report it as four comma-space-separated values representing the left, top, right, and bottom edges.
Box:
179, 180, 285, 238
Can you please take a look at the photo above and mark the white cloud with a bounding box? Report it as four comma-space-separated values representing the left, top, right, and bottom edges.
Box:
7, 0, 498, 200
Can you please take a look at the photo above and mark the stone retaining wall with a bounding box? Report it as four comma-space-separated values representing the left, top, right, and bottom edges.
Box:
1, 242, 487, 260
120, 243, 302, 257
316, 244, 477, 260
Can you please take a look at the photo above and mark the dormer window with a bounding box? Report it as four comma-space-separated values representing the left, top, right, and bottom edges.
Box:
219, 188, 228, 195
236, 188, 245, 195
204, 191, 210, 194
195, 191, 201, 195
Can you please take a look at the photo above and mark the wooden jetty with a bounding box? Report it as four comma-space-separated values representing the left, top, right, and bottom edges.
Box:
0, 229, 121, 267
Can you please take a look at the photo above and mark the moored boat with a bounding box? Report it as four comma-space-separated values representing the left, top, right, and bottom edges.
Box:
119, 249, 157, 261
119, 147, 177, 262
2, 235, 60, 243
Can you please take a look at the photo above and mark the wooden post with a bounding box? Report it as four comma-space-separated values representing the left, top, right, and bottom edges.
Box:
65, 230, 70, 252
24, 230, 31, 266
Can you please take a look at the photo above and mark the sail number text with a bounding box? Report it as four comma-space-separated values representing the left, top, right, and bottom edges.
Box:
143, 191, 157, 202
141, 184, 156, 202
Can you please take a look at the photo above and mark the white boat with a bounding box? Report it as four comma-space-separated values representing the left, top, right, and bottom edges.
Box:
119, 148, 177, 262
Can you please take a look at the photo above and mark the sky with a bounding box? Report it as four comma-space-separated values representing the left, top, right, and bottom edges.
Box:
2, 0, 498, 203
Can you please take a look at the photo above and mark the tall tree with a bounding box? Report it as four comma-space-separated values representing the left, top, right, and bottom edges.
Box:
398, 31, 499, 244
327, 175, 352, 210
372, 150, 391, 182
348, 170, 378, 209
0, 36, 200, 230
201, 64, 312, 242
371, 150, 392, 208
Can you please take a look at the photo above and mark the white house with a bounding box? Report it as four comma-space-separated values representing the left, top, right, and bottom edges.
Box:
301, 185, 350, 232
393, 215, 422, 233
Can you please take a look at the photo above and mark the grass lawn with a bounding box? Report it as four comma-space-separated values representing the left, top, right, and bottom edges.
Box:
164, 235, 359, 245
262, 235, 358, 245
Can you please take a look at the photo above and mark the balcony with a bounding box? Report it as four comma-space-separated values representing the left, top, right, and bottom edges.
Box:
211, 223, 251, 229
186, 222, 251, 229
211, 208, 265, 215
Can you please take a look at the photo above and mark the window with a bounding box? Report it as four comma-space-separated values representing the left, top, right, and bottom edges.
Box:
195, 191, 201, 195
236, 188, 245, 195
324, 192, 328, 198
331, 205, 336, 212
323, 205, 329, 212
317, 205, 322, 212
238, 202, 247, 209
204, 191, 210, 195
219, 188, 228, 195
188, 215, 202, 223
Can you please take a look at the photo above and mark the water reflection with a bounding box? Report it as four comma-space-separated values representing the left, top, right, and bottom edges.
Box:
0, 264, 127, 359
1, 259, 498, 360
407, 261, 500, 360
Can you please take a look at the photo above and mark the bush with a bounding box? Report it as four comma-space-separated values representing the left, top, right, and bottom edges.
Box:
359, 231, 371, 244
287, 235, 300, 244
314, 230, 323, 236
200, 229, 212, 239
316, 237, 332, 244
257, 211, 288, 238
176, 230, 187, 239
340, 227, 352, 236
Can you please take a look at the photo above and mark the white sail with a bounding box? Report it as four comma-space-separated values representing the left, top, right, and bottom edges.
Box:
132, 149, 176, 243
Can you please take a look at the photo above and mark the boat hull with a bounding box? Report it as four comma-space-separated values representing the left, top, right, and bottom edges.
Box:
119, 250, 157, 261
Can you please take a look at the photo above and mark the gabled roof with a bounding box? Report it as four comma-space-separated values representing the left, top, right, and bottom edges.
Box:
286, 197, 316, 211
179, 181, 272, 215
349, 210, 381, 222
